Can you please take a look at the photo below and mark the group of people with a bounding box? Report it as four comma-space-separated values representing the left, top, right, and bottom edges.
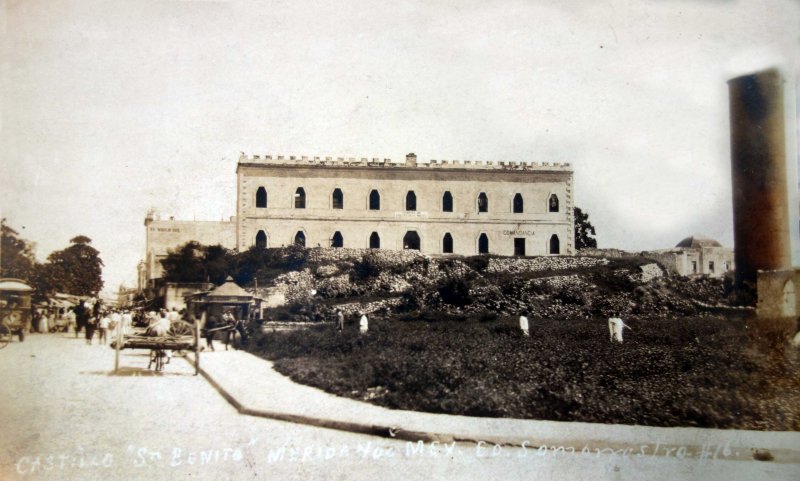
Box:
144, 308, 180, 337
70, 300, 134, 345
333, 309, 369, 334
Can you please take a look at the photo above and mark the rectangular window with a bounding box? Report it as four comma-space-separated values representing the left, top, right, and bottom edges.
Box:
691, 261, 697, 273
708, 261, 715, 273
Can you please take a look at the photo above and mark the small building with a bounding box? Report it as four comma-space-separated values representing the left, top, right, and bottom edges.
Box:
185, 276, 262, 321
649, 236, 734, 279
149, 281, 214, 312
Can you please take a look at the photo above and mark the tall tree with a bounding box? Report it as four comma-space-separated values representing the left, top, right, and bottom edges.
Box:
1, 218, 36, 280
46, 236, 104, 296
574, 207, 598, 249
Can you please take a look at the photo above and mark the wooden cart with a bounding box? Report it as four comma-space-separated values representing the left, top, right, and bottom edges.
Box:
111, 320, 201, 374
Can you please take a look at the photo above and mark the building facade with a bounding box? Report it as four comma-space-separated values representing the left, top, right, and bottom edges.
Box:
236, 153, 574, 257
143, 209, 237, 285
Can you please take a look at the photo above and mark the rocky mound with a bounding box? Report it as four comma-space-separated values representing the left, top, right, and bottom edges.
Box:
251, 248, 733, 322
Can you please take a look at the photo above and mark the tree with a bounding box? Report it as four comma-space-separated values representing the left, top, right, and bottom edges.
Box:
45, 236, 104, 296
160, 242, 234, 285
574, 207, 598, 249
1, 218, 36, 280
160, 241, 208, 283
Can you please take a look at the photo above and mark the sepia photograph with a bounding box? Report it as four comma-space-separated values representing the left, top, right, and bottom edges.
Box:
1, 0, 798, 479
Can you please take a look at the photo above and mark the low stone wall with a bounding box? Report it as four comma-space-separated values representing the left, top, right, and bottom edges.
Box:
527, 274, 586, 291
307, 247, 424, 265
486, 256, 608, 274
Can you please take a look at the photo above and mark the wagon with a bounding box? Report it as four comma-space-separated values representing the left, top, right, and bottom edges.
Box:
0, 278, 33, 348
110, 320, 201, 374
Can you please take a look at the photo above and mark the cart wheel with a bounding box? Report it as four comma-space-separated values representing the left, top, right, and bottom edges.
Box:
168, 321, 193, 337
0, 324, 10, 349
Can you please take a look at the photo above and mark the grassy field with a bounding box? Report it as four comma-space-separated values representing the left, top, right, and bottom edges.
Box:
246, 314, 800, 430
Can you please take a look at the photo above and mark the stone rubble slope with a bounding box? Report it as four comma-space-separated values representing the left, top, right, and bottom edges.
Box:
256, 248, 730, 321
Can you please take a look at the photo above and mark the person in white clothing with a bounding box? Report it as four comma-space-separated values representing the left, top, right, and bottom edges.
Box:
110, 311, 122, 337
98, 314, 110, 345
519, 313, 529, 337
121, 311, 133, 336
38, 310, 49, 334
359, 313, 369, 334
608, 317, 630, 343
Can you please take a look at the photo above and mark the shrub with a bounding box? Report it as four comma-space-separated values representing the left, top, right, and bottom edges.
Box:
438, 278, 473, 306
246, 314, 800, 430
352, 252, 383, 280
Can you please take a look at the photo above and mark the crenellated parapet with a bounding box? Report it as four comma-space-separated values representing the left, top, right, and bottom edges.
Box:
238, 152, 572, 171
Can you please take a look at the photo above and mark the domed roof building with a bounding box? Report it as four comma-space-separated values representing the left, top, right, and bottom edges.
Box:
675, 236, 722, 249
649, 235, 734, 278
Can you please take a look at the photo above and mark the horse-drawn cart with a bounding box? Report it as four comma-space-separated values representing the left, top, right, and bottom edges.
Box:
111, 320, 201, 374
0, 278, 33, 348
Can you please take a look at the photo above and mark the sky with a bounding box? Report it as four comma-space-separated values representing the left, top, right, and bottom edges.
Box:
1, 0, 798, 296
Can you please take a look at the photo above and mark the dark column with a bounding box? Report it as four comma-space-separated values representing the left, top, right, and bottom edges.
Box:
728, 68, 791, 286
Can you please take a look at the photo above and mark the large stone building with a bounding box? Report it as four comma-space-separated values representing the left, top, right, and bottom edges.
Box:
235, 153, 574, 257
142, 209, 237, 286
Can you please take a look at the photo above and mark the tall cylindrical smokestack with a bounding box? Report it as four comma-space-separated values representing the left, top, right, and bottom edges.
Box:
728, 68, 791, 286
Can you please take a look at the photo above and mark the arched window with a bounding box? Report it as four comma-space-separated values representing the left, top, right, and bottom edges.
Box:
442, 191, 453, 212
295, 187, 306, 209
256, 187, 267, 208
403, 231, 420, 250
332, 188, 343, 209
549, 234, 560, 254
405, 191, 417, 211
477, 192, 488, 213
548, 194, 559, 213
369, 232, 380, 249
294, 231, 306, 247
478, 233, 489, 254
513, 193, 524, 213
442, 233, 453, 253
369, 190, 380, 210
255, 230, 267, 248
331, 231, 343, 248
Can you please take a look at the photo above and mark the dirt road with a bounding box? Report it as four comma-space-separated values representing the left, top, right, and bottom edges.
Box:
0, 334, 796, 480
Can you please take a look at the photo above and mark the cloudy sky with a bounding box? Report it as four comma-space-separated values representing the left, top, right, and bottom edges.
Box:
1, 0, 798, 295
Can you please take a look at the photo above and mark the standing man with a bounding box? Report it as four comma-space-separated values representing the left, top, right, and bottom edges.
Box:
66, 308, 77, 334
121, 310, 133, 336
110, 310, 122, 338
97, 312, 110, 345
74, 301, 88, 338
204, 313, 217, 352
336, 309, 345, 332
519, 312, 530, 337
359, 312, 369, 335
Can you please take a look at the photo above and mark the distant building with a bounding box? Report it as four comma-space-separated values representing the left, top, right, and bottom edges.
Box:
116, 285, 139, 307
143, 209, 237, 286
649, 236, 734, 279
235, 153, 575, 257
